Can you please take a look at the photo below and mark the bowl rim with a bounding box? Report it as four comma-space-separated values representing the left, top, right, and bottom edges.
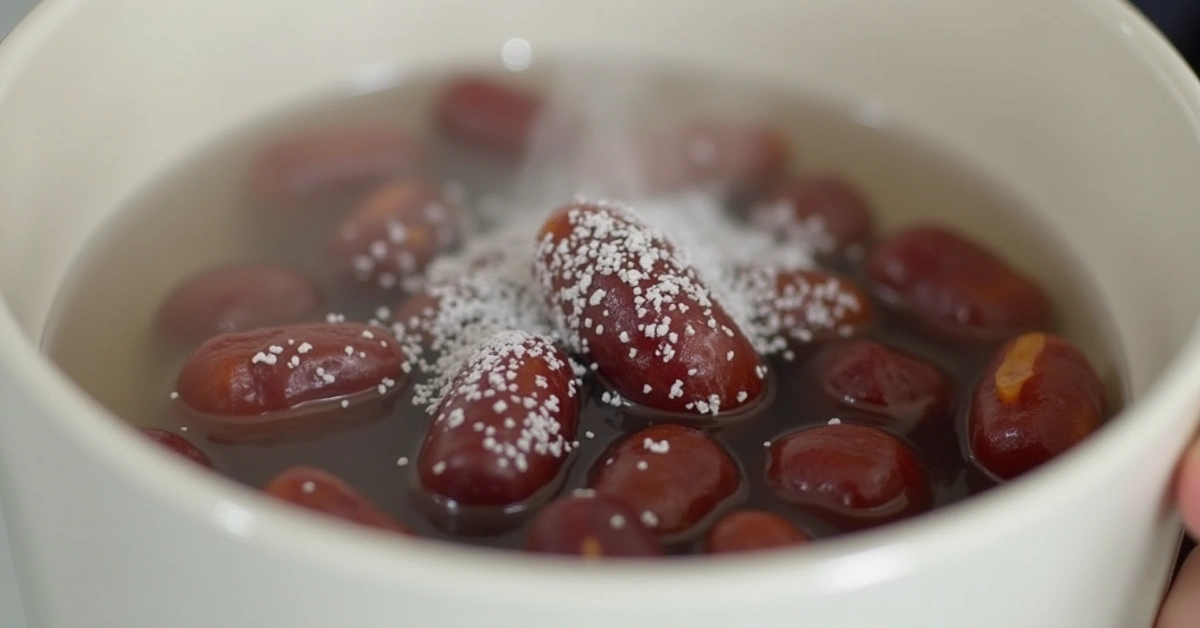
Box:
0, 0, 1198, 603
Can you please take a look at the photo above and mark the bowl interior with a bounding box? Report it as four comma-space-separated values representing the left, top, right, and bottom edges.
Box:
0, 0, 1198, 593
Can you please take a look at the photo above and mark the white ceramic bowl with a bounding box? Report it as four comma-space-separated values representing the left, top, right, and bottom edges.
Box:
2, 1, 1200, 627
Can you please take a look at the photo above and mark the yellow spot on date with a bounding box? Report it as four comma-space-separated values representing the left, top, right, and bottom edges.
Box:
580, 536, 604, 558
995, 333, 1046, 404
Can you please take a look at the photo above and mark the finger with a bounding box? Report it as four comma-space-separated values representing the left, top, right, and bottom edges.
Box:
1176, 442, 1200, 537
1158, 546, 1200, 628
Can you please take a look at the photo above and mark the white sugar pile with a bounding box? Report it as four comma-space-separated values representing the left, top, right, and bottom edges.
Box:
391, 187, 864, 414
384, 61, 869, 414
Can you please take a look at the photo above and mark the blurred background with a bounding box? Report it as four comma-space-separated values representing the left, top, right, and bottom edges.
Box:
0, 1, 1197, 62
0, 1, 1199, 65
0, 2, 31, 39
1138, 0, 1200, 66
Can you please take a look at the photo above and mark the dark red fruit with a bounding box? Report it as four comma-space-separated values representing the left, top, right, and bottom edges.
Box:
534, 201, 766, 418
766, 424, 931, 525
866, 226, 1052, 342
139, 428, 213, 468
639, 121, 788, 193
526, 493, 663, 558
749, 176, 874, 255
741, 267, 875, 345
264, 466, 411, 533
436, 77, 542, 158
175, 322, 406, 416
325, 180, 460, 290
705, 510, 808, 554
969, 332, 1105, 480
590, 424, 741, 536
156, 262, 323, 342
814, 340, 952, 427
391, 288, 442, 349
250, 129, 425, 206
417, 331, 580, 508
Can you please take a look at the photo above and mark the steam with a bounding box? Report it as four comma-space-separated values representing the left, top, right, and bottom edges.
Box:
507, 62, 773, 215
510, 64, 655, 210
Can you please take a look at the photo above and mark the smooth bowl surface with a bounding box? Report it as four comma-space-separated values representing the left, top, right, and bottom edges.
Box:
1, 1, 1200, 627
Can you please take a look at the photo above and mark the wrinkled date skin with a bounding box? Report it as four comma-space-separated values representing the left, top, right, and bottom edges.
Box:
156, 262, 324, 343
326, 180, 460, 290
742, 267, 875, 344
749, 176, 874, 256
814, 340, 952, 427
139, 428, 213, 468
969, 332, 1105, 480
175, 322, 406, 416
766, 424, 931, 526
436, 77, 543, 158
264, 466, 411, 534
866, 226, 1052, 342
638, 121, 788, 194
417, 331, 580, 508
534, 201, 766, 417
705, 510, 808, 554
526, 494, 663, 558
590, 424, 741, 537
250, 128, 426, 206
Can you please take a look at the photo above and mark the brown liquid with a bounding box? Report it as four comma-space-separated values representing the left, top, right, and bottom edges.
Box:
40, 62, 1126, 554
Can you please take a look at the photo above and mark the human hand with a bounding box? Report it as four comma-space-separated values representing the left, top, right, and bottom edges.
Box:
1156, 446, 1200, 626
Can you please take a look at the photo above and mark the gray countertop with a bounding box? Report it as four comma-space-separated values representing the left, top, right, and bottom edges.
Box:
2, 6, 47, 628
1, 0, 37, 40
0, 9, 35, 625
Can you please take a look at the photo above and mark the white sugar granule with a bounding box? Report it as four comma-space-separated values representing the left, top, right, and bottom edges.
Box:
392, 185, 855, 414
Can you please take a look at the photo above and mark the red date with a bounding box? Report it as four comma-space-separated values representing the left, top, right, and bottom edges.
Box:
590, 424, 741, 537
250, 129, 426, 206
534, 201, 766, 418
705, 510, 808, 554
435, 77, 542, 158
416, 331, 580, 508
391, 274, 529, 359
139, 428, 213, 468
156, 262, 323, 343
639, 121, 788, 193
526, 493, 663, 558
866, 226, 1052, 342
175, 322, 406, 416
748, 176, 874, 256
391, 288, 442, 350
969, 332, 1105, 480
264, 466, 411, 534
326, 180, 460, 290
814, 340, 952, 428
741, 267, 875, 345
766, 424, 931, 525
